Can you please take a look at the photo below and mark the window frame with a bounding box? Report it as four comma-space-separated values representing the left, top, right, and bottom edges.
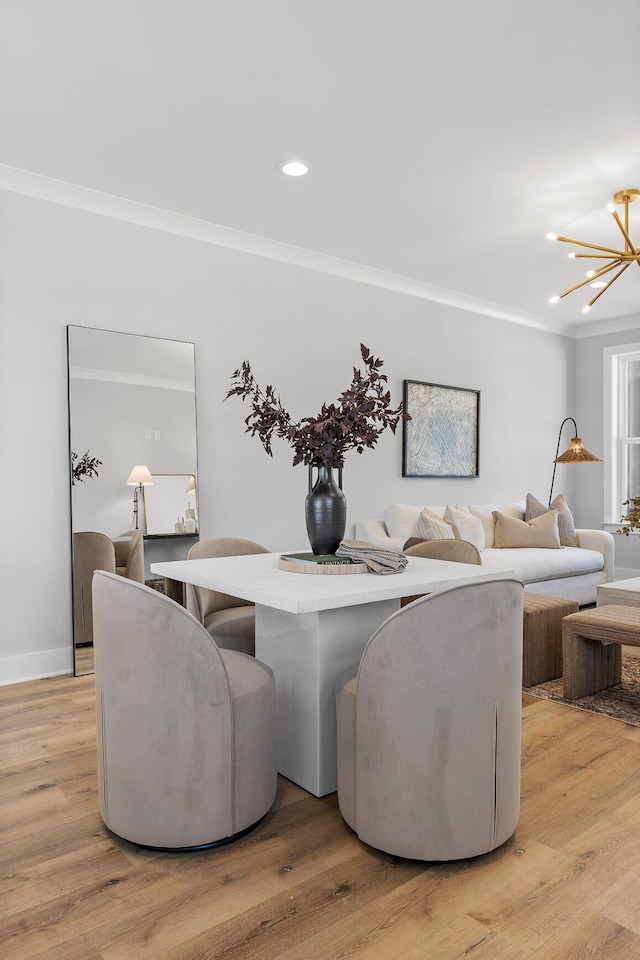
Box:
604, 342, 640, 526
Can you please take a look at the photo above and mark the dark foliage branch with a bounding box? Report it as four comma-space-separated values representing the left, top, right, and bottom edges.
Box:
225, 343, 408, 468
617, 496, 640, 536
71, 450, 102, 485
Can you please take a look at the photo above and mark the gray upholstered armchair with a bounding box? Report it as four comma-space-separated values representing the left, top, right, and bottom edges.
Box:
73, 530, 145, 647
92, 571, 277, 850
336, 578, 524, 861
72, 532, 116, 647
185, 537, 270, 656
113, 529, 144, 583
401, 537, 481, 606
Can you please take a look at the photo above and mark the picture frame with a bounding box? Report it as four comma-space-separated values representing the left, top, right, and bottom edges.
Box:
402, 380, 480, 478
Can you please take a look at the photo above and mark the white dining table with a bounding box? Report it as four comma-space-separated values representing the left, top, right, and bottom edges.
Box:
150, 552, 514, 796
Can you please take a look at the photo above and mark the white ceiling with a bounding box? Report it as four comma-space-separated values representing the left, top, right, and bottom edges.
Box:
2, 0, 639, 337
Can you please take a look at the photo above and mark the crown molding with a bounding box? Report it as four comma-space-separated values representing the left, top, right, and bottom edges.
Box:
0, 163, 575, 338
574, 313, 640, 339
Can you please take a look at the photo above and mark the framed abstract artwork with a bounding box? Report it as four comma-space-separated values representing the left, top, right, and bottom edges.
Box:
402, 380, 480, 478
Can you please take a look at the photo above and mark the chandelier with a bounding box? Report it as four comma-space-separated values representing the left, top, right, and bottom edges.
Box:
547, 188, 640, 314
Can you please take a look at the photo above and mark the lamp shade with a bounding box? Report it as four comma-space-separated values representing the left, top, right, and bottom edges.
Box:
185, 475, 197, 496
554, 437, 601, 464
127, 465, 154, 486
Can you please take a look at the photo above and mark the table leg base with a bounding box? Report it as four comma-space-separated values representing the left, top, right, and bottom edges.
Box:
255, 599, 399, 796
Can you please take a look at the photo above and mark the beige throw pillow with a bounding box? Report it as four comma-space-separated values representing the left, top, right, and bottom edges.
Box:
493, 509, 561, 549
413, 507, 455, 540
525, 493, 578, 547
443, 505, 486, 552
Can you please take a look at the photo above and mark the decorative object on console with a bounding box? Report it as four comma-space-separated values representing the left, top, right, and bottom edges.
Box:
127, 465, 154, 530
144, 474, 199, 537
548, 417, 601, 506
547, 188, 640, 314
402, 380, 479, 478
71, 449, 102, 485
226, 344, 406, 554
617, 496, 640, 536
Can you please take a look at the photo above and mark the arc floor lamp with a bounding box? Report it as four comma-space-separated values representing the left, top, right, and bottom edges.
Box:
549, 418, 601, 506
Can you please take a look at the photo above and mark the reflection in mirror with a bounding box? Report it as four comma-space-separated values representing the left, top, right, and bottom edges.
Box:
144, 474, 199, 536
68, 326, 198, 676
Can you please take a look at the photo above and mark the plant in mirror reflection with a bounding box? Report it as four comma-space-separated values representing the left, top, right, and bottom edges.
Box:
71, 450, 102, 485
617, 496, 640, 536
225, 343, 408, 469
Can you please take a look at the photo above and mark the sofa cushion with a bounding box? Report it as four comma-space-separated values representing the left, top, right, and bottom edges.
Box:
466, 503, 524, 548
526, 492, 578, 547
493, 509, 561, 549
413, 507, 455, 540
384, 504, 428, 539
443, 505, 486, 552
479, 546, 604, 583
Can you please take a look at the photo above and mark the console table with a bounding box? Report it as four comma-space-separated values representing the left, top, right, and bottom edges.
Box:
150, 552, 513, 796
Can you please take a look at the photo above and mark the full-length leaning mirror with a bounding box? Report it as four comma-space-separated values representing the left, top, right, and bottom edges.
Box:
68, 326, 198, 676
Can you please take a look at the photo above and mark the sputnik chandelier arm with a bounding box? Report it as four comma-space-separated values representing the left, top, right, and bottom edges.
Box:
547, 188, 640, 314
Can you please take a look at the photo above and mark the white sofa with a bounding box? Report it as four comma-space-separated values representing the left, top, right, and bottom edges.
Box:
355, 502, 615, 606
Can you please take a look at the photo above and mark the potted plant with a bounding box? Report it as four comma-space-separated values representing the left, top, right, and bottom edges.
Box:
226, 343, 406, 554
617, 496, 640, 536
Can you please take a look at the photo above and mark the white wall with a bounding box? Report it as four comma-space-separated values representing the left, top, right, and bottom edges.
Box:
0, 190, 576, 683
575, 325, 640, 576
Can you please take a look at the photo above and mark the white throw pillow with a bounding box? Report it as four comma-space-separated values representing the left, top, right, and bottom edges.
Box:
443, 504, 486, 552
383, 504, 423, 540
413, 507, 456, 541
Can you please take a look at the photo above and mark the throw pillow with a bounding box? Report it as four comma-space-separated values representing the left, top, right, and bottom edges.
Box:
466, 502, 524, 549
525, 492, 578, 547
493, 509, 561, 549
384, 504, 423, 540
413, 507, 455, 541
443, 504, 486, 552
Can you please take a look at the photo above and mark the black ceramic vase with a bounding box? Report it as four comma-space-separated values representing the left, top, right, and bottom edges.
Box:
305, 463, 346, 555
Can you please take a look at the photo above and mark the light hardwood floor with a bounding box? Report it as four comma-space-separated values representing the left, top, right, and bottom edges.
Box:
3, 675, 640, 959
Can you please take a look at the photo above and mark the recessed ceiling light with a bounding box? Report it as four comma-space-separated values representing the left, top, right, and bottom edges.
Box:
278, 160, 310, 177
589, 281, 607, 288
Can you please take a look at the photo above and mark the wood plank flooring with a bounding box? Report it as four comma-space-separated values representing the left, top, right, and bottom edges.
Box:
2, 675, 640, 959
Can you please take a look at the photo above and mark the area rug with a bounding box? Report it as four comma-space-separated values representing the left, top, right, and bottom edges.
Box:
524, 655, 640, 726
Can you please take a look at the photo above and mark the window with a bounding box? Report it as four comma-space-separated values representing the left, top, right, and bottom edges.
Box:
605, 344, 640, 524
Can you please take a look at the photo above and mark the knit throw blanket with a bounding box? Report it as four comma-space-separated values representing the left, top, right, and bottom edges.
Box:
336, 540, 408, 575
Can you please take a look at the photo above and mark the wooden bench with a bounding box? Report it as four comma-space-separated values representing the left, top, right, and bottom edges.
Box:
562, 605, 640, 700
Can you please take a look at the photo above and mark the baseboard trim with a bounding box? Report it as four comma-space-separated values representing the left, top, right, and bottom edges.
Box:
0, 647, 74, 686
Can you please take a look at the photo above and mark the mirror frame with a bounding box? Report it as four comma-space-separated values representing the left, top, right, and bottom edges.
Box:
67, 325, 198, 676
